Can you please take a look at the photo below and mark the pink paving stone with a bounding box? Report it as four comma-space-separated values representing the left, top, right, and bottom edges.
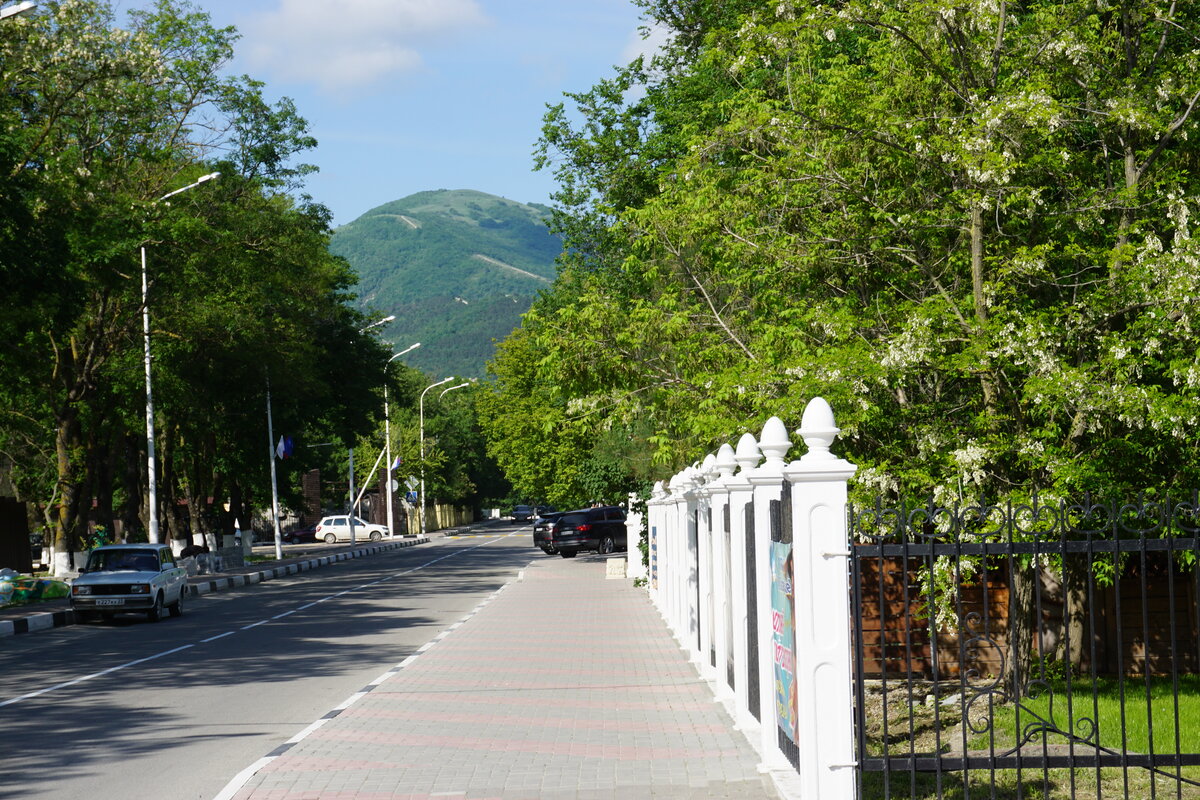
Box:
310, 729, 740, 761
338, 706, 733, 736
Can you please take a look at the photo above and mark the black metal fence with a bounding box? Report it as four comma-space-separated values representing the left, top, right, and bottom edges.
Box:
849, 494, 1200, 799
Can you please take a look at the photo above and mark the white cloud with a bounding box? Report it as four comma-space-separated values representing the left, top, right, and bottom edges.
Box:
241, 0, 489, 93
620, 20, 672, 65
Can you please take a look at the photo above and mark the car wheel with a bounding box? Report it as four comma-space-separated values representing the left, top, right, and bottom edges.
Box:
559, 549, 576, 558
370, 530, 382, 542
324, 533, 337, 544
146, 593, 164, 623
169, 591, 184, 618
598, 536, 615, 554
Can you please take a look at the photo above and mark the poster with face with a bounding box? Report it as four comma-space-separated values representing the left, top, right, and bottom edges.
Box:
771, 540, 797, 744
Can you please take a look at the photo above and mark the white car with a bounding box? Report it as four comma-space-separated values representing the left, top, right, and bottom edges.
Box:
70, 543, 187, 622
315, 515, 388, 543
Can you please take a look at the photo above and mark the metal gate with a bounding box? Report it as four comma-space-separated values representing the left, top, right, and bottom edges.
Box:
849, 494, 1200, 799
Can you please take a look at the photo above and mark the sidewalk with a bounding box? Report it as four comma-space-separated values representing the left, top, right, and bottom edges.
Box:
219, 555, 780, 800
0, 536, 431, 638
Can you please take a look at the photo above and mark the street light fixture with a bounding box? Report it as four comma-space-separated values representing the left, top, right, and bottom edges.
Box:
345, 314, 397, 546
385, 342, 420, 538
417, 379, 471, 536
142, 171, 220, 544
0, 2, 36, 20
418, 377, 453, 536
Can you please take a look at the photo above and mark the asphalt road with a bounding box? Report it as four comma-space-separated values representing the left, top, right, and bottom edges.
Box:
0, 526, 535, 800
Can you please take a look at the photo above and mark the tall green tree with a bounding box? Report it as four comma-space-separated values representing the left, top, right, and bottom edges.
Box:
488, 0, 1200, 678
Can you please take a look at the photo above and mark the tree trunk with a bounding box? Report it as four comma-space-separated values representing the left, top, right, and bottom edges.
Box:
52, 406, 86, 576
1006, 563, 1036, 698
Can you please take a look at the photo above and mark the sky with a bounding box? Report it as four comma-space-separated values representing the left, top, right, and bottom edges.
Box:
112, 0, 662, 227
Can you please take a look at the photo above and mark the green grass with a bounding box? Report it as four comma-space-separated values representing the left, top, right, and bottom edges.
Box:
978, 675, 1200, 757
860, 676, 1200, 798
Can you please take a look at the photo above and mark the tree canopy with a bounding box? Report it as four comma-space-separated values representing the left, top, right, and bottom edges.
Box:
0, 0, 394, 570
484, 0, 1200, 509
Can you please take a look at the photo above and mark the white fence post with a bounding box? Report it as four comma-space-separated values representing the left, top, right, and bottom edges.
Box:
729, 432, 761, 731
784, 397, 857, 798
709, 444, 736, 700
749, 416, 793, 772
696, 454, 716, 680
626, 492, 647, 582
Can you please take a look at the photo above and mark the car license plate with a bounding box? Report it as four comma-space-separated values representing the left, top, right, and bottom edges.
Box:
96, 598, 124, 606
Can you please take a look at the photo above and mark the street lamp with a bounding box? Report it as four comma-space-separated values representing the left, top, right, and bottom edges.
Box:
417, 379, 471, 536
0, 2, 36, 19
418, 377, 453, 536
142, 171, 219, 544
385, 342, 420, 538
345, 314, 396, 546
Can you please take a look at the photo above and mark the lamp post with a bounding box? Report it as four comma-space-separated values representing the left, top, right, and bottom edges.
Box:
418, 377, 453, 536
0, 2, 36, 19
345, 314, 396, 547
418, 379, 471, 536
142, 172, 219, 544
385, 343, 420, 538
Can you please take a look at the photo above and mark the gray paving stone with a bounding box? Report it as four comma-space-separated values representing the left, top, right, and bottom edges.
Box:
228, 556, 779, 799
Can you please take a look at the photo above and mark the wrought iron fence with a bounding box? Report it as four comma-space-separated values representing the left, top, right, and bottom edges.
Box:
849, 494, 1200, 799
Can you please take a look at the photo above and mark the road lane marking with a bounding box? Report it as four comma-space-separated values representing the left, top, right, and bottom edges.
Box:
0, 645, 194, 708
0, 533, 516, 710
213, 549, 524, 800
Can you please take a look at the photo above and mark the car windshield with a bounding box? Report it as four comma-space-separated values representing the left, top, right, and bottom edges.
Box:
558, 513, 588, 527
88, 549, 158, 572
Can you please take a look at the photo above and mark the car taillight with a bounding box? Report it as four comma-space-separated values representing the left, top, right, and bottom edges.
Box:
576, 524, 591, 532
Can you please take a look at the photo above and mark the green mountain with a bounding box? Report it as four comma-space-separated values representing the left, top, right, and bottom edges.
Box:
330, 190, 561, 378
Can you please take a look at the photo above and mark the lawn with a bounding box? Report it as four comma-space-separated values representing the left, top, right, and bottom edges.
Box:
859, 675, 1200, 799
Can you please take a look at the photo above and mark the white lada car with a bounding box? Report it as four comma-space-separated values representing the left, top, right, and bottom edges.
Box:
70, 543, 187, 622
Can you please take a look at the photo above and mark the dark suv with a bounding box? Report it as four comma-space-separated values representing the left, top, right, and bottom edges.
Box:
551, 506, 627, 558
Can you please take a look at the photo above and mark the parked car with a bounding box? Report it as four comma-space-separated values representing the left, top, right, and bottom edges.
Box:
315, 515, 388, 543
282, 524, 318, 544
70, 543, 187, 622
511, 505, 535, 523
532, 512, 563, 554
551, 506, 627, 558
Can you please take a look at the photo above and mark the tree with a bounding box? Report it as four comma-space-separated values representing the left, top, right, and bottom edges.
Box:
490, 0, 1200, 682
0, 0, 390, 572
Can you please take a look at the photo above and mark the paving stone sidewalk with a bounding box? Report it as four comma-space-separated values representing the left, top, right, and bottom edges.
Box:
222, 556, 779, 800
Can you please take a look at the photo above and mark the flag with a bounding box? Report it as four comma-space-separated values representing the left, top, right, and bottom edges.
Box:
275, 435, 294, 459
390, 455, 402, 471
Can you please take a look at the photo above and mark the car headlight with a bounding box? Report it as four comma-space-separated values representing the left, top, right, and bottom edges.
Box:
72, 585, 91, 596
128, 584, 150, 594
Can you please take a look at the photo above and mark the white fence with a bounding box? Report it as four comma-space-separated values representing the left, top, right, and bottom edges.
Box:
634, 397, 858, 798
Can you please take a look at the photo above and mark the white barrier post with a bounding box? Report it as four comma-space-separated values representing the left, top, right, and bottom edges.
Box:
749, 416, 793, 772
785, 397, 857, 797
709, 444, 737, 700
729, 432, 761, 731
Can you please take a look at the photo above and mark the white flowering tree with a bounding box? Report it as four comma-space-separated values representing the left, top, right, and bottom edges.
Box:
492, 0, 1200, 680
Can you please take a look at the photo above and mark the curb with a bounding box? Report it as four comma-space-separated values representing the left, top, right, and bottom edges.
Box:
0, 535, 430, 640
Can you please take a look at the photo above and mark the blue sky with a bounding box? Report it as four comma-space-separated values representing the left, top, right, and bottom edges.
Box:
113, 0, 661, 226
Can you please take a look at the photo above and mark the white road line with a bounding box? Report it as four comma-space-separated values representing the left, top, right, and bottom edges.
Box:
212, 548, 520, 800
1, 534, 511, 710
0, 645, 194, 708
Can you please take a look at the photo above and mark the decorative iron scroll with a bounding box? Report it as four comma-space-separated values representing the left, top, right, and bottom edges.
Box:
954, 611, 1200, 787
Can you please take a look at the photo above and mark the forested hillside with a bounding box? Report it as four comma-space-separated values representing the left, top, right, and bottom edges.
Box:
330, 190, 561, 378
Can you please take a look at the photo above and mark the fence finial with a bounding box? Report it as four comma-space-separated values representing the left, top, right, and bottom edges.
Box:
714, 443, 737, 477
734, 432, 761, 474
759, 416, 791, 467
798, 397, 840, 461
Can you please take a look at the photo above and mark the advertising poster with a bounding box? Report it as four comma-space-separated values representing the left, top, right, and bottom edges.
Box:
771, 540, 798, 744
